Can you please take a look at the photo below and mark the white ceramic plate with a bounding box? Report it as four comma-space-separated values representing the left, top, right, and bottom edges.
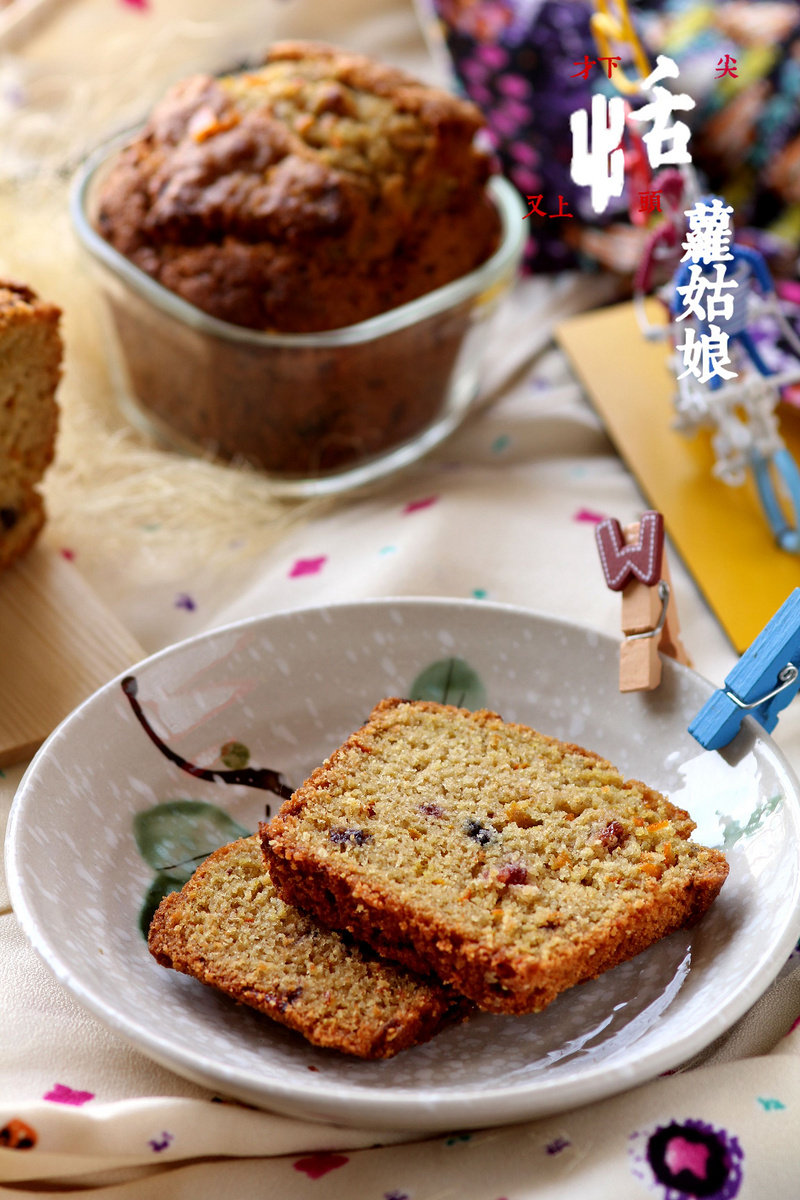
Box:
7, 599, 800, 1132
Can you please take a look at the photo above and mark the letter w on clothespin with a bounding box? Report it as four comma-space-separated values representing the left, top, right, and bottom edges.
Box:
596, 511, 689, 692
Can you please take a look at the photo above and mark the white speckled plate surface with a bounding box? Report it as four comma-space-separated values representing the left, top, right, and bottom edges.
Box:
7, 599, 800, 1132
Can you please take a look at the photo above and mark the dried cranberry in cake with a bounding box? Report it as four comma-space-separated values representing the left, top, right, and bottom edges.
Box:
496, 863, 528, 886
596, 820, 628, 851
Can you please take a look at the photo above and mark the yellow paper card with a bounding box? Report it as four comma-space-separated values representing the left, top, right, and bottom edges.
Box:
557, 299, 800, 653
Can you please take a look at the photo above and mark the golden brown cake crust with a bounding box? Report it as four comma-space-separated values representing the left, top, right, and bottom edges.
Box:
0, 280, 62, 571
148, 834, 465, 1059
95, 41, 500, 333
263, 699, 730, 1015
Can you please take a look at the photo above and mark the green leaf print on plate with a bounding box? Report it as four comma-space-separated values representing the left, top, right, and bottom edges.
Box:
134, 800, 250, 871
139, 868, 196, 938
134, 800, 250, 937
409, 657, 487, 710
220, 741, 250, 770
719, 793, 783, 852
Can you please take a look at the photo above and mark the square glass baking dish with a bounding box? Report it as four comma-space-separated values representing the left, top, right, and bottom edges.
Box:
70, 141, 526, 497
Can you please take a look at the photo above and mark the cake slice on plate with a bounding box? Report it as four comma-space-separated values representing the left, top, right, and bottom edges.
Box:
148, 834, 466, 1058
262, 699, 729, 1015
0, 281, 62, 571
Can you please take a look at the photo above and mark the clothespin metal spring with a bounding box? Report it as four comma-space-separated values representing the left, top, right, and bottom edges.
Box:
624, 580, 670, 642
724, 662, 799, 711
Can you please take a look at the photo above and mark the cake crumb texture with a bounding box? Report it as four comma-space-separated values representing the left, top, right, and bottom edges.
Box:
263, 699, 730, 1014
148, 834, 463, 1058
96, 40, 500, 333
0, 281, 62, 571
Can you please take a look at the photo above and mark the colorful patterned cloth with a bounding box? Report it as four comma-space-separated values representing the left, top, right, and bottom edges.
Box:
420, 0, 800, 271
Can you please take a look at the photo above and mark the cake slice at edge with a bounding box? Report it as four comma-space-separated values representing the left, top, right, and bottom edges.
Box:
262, 699, 730, 1015
0, 280, 61, 571
148, 834, 466, 1059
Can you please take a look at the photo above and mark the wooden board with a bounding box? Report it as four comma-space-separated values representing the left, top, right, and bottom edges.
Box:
557, 300, 800, 654
0, 0, 69, 49
0, 545, 144, 766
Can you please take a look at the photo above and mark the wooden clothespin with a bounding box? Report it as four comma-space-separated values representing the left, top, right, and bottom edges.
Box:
596, 510, 690, 692
690, 588, 800, 750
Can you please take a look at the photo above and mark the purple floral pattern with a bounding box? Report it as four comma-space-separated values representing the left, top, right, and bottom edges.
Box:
428, 0, 601, 270
630, 1118, 744, 1200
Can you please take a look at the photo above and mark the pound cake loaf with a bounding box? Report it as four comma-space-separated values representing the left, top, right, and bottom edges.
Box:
149, 834, 465, 1058
0, 281, 61, 570
263, 700, 729, 1015
95, 40, 500, 334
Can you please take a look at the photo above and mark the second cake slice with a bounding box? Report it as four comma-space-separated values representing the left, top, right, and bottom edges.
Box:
149, 834, 463, 1058
262, 699, 729, 1015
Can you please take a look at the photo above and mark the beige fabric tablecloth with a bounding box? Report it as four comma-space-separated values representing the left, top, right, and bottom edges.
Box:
2, 1, 800, 1194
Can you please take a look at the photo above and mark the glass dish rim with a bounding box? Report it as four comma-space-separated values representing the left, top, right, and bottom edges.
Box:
69, 133, 528, 349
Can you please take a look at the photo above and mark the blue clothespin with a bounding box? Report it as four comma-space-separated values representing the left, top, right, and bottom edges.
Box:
751, 448, 800, 554
689, 588, 800, 750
